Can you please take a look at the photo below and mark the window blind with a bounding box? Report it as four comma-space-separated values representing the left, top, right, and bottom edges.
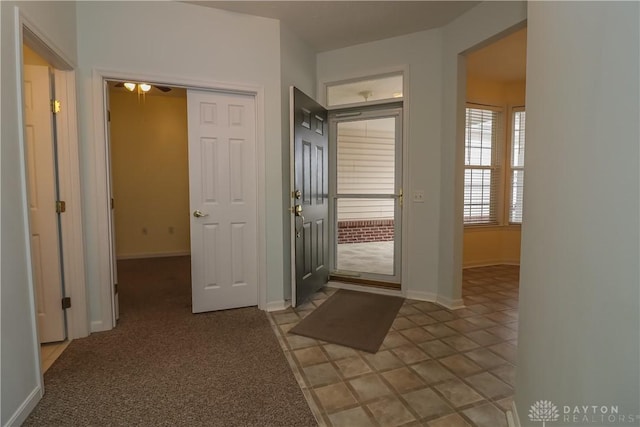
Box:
464, 107, 502, 225
510, 109, 526, 223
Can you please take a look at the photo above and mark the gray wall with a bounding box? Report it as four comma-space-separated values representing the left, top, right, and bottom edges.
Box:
279, 24, 317, 302
439, 1, 527, 307
515, 1, 640, 424
74, 1, 284, 329
1, 2, 78, 424
317, 29, 444, 302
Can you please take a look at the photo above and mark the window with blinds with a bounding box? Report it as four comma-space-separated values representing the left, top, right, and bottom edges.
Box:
510, 109, 526, 223
464, 107, 502, 225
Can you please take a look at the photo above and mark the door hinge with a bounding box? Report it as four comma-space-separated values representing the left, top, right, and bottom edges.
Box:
61, 297, 71, 309
107, 110, 111, 122
114, 283, 118, 294
56, 200, 66, 214
51, 99, 61, 114
111, 198, 115, 210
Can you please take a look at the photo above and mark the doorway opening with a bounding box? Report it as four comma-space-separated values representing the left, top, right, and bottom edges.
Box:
19, 21, 87, 377
106, 80, 192, 321
460, 27, 527, 294
103, 76, 263, 323
330, 104, 403, 288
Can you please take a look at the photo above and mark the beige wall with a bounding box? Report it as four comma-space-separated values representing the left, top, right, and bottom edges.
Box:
463, 77, 525, 267
109, 90, 190, 258
23, 44, 50, 66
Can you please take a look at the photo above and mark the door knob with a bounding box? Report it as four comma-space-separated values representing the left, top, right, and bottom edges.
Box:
193, 210, 209, 218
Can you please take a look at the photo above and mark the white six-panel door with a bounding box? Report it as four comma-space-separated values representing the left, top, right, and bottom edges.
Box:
187, 90, 258, 313
24, 64, 66, 342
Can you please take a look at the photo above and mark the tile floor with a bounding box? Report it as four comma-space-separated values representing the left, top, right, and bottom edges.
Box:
40, 340, 71, 373
268, 264, 519, 427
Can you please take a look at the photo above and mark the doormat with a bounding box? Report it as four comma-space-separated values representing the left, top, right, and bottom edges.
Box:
290, 289, 404, 353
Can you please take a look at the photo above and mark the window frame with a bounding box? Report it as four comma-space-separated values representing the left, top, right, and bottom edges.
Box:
463, 103, 504, 226
508, 107, 526, 224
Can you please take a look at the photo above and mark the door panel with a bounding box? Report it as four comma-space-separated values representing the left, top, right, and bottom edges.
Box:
105, 82, 119, 322
291, 87, 329, 306
188, 90, 258, 313
24, 64, 66, 343
331, 108, 403, 284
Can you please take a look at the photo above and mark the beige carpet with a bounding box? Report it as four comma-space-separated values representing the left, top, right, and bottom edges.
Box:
24, 256, 316, 426
290, 289, 404, 353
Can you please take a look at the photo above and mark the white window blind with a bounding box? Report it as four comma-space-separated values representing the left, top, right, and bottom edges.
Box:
510, 109, 526, 223
464, 107, 502, 225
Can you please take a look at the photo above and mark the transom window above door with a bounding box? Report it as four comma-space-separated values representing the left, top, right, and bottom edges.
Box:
326, 73, 403, 107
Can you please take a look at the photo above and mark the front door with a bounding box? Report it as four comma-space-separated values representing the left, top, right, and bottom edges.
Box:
187, 89, 258, 313
24, 64, 66, 343
330, 106, 403, 285
291, 87, 329, 306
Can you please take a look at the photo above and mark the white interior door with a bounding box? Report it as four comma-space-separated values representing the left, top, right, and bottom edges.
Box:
24, 64, 66, 343
187, 90, 258, 313
104, 82, 119, 322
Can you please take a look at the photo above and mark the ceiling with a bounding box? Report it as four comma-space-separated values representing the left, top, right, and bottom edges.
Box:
466, 27, 527, 82
185, 1, 480, 52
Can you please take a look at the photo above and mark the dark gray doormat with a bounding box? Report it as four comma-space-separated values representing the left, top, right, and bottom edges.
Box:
290, 289, 404, 353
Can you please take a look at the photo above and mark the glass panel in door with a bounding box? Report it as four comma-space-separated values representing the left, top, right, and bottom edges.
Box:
333, 112, 402, 282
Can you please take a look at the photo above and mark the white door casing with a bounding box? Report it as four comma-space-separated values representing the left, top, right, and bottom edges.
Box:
104, 82, 119, 322
23, 64, 66, 343
187, 90, 258, 313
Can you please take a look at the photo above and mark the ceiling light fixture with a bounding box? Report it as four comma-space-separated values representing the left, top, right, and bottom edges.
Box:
358, 90, 373, 102
139, 83, 152, 93
123, 82, 136, 92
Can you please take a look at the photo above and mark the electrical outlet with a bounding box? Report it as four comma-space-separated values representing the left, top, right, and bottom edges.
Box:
413, 190, 425, 203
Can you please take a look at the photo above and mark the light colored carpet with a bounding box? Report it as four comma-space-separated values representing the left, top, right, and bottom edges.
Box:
24, 256, 317, 426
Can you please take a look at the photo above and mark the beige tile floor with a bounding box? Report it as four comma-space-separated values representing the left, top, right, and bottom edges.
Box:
40, 340, 71, 373
268, 265, 519, 427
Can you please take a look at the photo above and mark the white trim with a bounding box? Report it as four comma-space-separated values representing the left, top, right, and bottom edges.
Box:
404, 290, 438, 302
289, 86, 297, 307
13, 5, 45, 411
2, 386, 43, 427
54, 69, 89, 340
507, 400, 521, 427
19, 9, 75, 70
90, 320, 106, 333
436, 295, 466, 310
116, 251, 191, 260
92, 68, 268, 328
265, 300, 291, 312
327, 281, 403, 298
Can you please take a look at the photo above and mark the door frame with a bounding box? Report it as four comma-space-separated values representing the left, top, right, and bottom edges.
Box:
329, 104, 404, 284
319, 68, 410, 295
13, 6, 88, 396
19, 9, 88, 341
92, 68, 267, 329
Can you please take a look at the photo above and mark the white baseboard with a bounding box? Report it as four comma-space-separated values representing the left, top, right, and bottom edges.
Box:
436, 295, 466, 310
265, 300, 291, 312
116, 251, 190, 260
90, 320, 106, 333
403, 290, 437, 302
4, 386, 42, 427
507, 400, 521, 427
327, 281, 403, 297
